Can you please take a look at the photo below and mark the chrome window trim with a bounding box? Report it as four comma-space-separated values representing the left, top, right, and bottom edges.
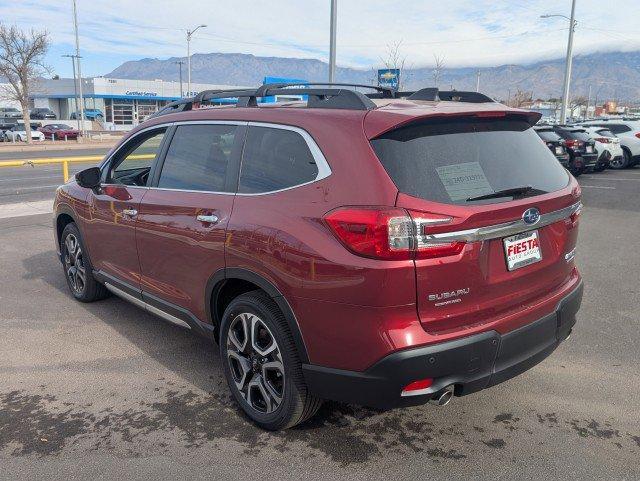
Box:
420, 201, 582, 245
101, 120, 331, 196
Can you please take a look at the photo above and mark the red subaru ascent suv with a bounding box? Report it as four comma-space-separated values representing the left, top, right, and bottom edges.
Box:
54, 84, 583, 430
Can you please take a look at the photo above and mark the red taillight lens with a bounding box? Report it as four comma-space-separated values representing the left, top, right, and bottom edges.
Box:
565, 205, 582, 229
595, 137, 610, 143
402, 378, 433, 393
409, 211, 466, 259
564, 139, 577, 148
324, 207, 413, 260
635, 132, 640, 139
324, 207, 465, 261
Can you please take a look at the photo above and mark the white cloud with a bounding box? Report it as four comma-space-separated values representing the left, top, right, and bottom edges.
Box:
2, 0, 640, 72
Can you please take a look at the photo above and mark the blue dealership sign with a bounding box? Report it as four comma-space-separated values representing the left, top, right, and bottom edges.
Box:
378, 69, 400, 91
262, 76, 308, 103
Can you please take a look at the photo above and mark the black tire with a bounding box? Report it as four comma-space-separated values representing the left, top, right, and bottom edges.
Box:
60, 223, 110, 302
219, 290, 322, 430
611, 149, 630, 169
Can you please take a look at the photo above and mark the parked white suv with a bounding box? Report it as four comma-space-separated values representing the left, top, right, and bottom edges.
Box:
580, 126, 624, 170
578, 120, 640, 168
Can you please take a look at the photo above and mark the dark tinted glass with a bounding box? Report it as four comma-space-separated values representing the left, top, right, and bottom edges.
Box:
606, 124, 631, 134
239, 126, 318, 193
537, 130, 562, 142
371, 117, 569, 205
159, 124, 237, 192
567, 130, 592, 141
109, 129, 166, 186
596, 129, 615, 138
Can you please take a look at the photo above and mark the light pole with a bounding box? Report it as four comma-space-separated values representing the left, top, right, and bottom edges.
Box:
174, 60, 185, 98
328, 0, 337, 82
541, 0, 577, 124
72, 0, 86, 138
62, 54, 81, 131
186, 25, 207, 97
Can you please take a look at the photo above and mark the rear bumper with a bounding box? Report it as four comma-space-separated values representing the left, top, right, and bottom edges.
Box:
303, 280, 583, 410
579, 154, 598, 168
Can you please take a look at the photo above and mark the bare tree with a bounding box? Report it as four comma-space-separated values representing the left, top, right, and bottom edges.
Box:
432, 54, 445, 88
510, 89, 533, 108
380, 40, 408, 91
0, 24, 49, 144
569, 95, 588, 119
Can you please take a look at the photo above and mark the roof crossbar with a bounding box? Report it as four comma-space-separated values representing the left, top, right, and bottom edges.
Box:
147, 83, 498, 120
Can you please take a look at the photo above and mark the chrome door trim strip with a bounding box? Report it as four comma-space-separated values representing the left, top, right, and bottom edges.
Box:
420, 201, 582, 245
104, 282, 192, 330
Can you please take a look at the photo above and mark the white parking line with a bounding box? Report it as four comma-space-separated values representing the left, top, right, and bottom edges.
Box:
581, 175, 640, 181
580, 185, 616, 189
0, 184, 61, 194
0, 175, 61, 182
0, 199, 52, 219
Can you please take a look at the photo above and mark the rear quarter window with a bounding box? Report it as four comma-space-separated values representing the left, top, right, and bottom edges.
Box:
370, 116, 570, 205
239, 126, 319, 194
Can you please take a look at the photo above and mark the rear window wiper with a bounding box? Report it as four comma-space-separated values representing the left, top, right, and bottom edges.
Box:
466, 185, 543, 202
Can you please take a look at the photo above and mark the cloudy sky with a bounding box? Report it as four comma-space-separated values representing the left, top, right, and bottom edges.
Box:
2, 0, 640, 77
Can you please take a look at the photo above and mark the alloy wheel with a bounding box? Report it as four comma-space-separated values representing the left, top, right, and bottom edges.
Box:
226, 312, 285, 414
63, 233, 86, 294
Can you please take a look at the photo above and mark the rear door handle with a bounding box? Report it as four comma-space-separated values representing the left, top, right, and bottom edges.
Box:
197, 214, 219, 224
122, 208, 138, 217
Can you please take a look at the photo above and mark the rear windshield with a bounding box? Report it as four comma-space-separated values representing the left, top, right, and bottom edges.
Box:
564, 130, 592, 142
371, 116, 570, 205
596, 129, 615, 138
536, 130, 563, 142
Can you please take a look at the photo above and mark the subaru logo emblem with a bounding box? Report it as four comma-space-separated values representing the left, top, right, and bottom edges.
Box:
522, 208, 541, 225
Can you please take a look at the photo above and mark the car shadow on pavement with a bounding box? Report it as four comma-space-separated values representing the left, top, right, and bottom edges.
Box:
20, 250, 383, 424
17, 249, 640, 466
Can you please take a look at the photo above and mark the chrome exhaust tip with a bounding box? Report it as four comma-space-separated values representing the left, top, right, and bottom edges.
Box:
429, 385, 454, 406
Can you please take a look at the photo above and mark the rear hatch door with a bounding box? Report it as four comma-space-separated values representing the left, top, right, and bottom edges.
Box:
369, 112, 581, 335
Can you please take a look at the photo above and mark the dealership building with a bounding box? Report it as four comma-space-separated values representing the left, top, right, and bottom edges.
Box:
29, 77, 248, 130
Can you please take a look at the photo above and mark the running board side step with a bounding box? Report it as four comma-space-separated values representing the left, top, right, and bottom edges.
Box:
104, 282, 192, 330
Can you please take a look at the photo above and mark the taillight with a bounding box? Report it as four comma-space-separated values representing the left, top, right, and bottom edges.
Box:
565, 205, 582, 229
324, 207, 413, 260
324, 207, 465, 260
595, 137, 610, 143
409, 211, 466, 259
564, 139, 578, 148
635, 132, 640, 139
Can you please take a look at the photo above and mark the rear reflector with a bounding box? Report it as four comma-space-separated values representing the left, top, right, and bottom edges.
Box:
324, 207, 465, 261
402, 378, 433, 393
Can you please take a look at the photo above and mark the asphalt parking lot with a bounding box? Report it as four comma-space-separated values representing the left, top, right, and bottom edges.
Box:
1, 162, 639, 479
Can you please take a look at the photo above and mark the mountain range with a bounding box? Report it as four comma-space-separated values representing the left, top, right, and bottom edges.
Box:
106, 50, 640, 102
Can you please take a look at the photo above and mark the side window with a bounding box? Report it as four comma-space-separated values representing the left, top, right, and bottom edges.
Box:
108, 129, 166, 186
158, 124, 238, 192
239, 126, 319, 194
607, 124, 631, 134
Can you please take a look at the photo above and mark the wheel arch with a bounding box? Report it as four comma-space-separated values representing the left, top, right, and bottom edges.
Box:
206, 268, 310, 363
55, 204, 78, 255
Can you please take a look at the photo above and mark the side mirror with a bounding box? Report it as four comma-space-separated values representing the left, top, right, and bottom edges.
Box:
75, 167, 101, 190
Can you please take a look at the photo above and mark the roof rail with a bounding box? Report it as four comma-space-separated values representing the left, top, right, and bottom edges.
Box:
146, 83, 497, 121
